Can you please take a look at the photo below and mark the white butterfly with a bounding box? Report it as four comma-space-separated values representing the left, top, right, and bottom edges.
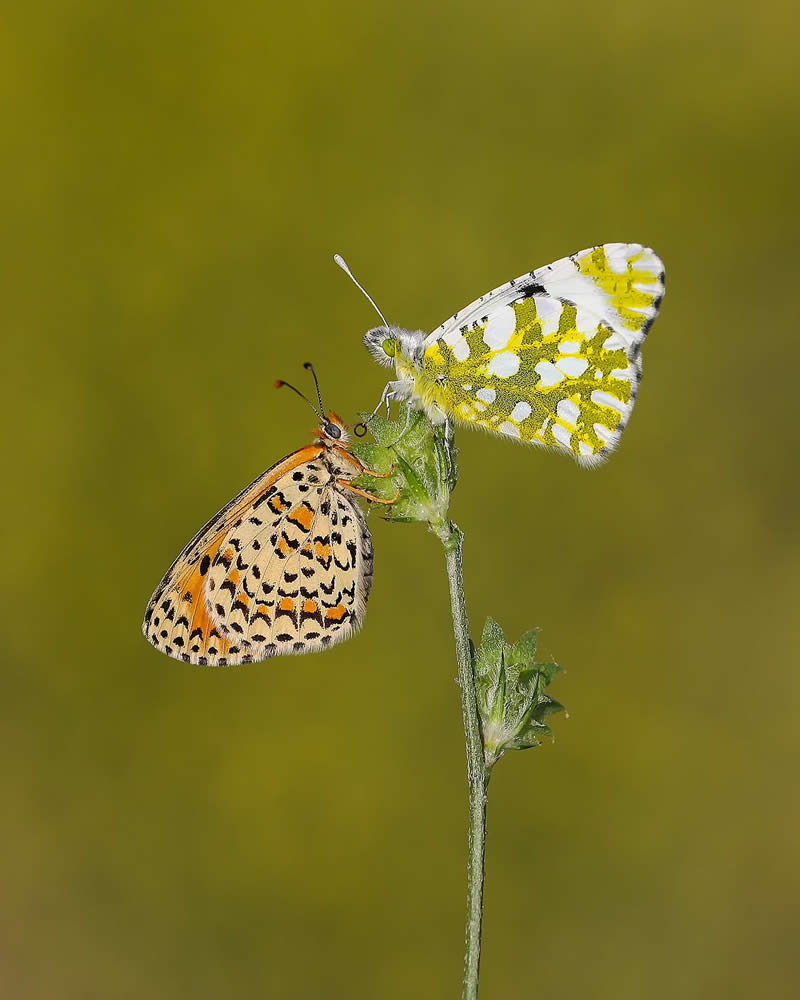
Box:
350, 243, 665, 466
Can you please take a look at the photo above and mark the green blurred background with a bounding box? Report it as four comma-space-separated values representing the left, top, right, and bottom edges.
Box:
3, 1, 798, 997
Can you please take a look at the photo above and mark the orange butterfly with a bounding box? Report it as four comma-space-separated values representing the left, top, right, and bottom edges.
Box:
142, 365, 395, 665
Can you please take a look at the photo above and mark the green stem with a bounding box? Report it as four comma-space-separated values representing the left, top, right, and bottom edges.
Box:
435, 519, 489, 1000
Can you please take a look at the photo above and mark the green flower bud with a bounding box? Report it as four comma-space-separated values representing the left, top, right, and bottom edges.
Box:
352, 403, 456, 527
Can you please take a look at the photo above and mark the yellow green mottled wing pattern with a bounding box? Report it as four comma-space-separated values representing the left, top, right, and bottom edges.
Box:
420, 243, 664, 465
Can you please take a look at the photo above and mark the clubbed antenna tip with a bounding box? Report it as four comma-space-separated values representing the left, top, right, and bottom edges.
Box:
333, 252, 390, 328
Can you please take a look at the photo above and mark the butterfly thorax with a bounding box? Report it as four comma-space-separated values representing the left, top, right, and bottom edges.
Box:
318, 443, 359, 480
397, 350, 451, 423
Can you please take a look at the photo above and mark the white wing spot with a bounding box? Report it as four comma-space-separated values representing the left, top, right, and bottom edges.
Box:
452, 338, 470, 361
442, 329, 471, 361
557, 356, 589, 378
591, 390, 626, 413
579, 441, 593, 457
559, 339, 580, 354
535, 361, 564, 387
499, 421, 521, 439
487, 352, 520, 378
535, 297, 562, 336
552, 424, 571, 448
476, 387, 496, 404
510, 401, 532, 422
593, 423, 613, 444
556, 398, 580, 427
482, 306, 516, 350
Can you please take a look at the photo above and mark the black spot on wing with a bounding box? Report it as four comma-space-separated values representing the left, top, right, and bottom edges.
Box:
519, 281, 547, 299
252, 485, 277, 509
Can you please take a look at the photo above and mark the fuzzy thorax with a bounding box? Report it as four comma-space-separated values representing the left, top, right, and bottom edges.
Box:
397, 357, 449, 424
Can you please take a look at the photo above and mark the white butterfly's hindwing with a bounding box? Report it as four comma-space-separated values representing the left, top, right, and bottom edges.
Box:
416, 243, 664, 464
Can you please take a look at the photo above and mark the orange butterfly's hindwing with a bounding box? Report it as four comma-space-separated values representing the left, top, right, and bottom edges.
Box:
142, 422, 376, 666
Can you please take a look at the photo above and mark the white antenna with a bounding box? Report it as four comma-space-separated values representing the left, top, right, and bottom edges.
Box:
334, 253, 390, 327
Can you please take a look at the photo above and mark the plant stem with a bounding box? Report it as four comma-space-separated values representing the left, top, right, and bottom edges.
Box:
435, 519, 489, 1000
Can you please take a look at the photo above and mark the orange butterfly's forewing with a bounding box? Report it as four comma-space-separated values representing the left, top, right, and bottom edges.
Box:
143, 445, 325, 663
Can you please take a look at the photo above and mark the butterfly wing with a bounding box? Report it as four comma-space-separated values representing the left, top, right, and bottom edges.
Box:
204, 480, 373, 662
420, 243, 665, 465
142, 448, 374, 665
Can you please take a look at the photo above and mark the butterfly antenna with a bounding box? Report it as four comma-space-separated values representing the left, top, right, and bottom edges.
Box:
303, 361, 327, 415
334, 253, 390, 327
274, 378, 322, 419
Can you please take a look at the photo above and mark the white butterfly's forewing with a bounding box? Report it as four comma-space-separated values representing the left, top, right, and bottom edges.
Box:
419, 243, 665, 464
425, 243, 663, 351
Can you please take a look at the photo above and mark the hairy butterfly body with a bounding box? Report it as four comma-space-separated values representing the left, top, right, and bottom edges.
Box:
364, 243, 665, 466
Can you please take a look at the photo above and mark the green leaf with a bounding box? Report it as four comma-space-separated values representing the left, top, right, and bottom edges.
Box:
479, 617, 506, 663
472, 617, 565, 768
533, 661, 562, 687
529, 696, 564, 723
512, 629, 539, 663
473, 617, 507, 721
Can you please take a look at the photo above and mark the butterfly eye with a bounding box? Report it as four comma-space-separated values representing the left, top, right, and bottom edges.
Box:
382, 339, 397, 358
323, 421, 342, 439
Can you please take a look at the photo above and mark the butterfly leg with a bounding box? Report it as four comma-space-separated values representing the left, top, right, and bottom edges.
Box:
338, 480, 400, 505
364, 387, 391, 424
361, 466, 394, 479
371, 381, 401, 421
355, 380, 409, 437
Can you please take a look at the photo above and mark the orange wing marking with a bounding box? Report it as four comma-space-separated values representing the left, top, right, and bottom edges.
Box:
177, 537, 232, 659
325, 604, 349, 622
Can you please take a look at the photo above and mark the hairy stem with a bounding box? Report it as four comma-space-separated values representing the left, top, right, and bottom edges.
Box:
435, 519, 489, 1000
